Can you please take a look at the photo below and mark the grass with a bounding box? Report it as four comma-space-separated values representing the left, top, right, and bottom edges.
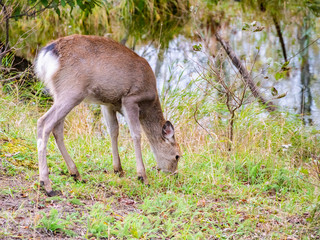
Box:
0, 83, 320, 239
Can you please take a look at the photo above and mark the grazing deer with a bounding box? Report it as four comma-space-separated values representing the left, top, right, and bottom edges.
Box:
34, 35, 180, 196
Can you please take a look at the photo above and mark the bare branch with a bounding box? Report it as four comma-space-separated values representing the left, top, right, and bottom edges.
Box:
250, 47, 260, 76
193, 104, 218, 141
9, 0, 55, 19
215, 31, 276, 112
0, 72, 24, 81
287, 37, 320, 63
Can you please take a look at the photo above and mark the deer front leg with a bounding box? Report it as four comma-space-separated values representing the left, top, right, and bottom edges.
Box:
101, 105, 123, 175
122, 100, 148, 184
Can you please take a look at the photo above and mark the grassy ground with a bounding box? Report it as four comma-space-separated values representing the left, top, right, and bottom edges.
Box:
0, 87, 320, 239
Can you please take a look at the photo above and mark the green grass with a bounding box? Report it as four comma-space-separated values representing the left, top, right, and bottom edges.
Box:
37, 208, 77, 236
0, 88, 320, 239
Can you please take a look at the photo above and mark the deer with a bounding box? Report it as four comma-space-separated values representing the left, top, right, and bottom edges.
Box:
34, 34, 181, 196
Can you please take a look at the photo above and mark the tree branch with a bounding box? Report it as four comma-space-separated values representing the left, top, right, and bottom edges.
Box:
193, 104, 218, 141
9, 0, 55, 19
0, 0, 10, 51
214, 31, 276, 112
272, 15, 288, 62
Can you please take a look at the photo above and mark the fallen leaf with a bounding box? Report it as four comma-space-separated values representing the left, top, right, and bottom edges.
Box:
118, 197, 135, 205
197, 198, 206, 207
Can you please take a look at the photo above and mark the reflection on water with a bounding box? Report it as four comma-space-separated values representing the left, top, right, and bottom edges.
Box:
2, 1, 319, 126
135, 24, 320, 126
137, 36, 200, 94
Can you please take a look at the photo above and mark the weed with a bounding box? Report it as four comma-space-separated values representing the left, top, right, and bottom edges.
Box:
37, 208, 76, 237
86, 203, 114, 238
69, 198, 84, 206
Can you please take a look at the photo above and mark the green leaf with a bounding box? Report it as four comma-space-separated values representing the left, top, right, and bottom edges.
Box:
271, 87, 278, 96
55, 7, 61, 16
76, 0, 84, 8
253, 26, 264, 32
242, 23, 250, 31
69, 198, 84, 205
12, 5, 22, 18
61, 0, 66, 7
275, 92, 287, 99
68, 0, 75, 8
275, 72, 285, 81
299, 167, 309, 176
281, 61, 290, 71
192, 44, 202, 51
40, 0, 49, 6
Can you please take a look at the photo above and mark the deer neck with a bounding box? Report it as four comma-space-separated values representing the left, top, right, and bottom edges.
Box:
140, 98, 166, 145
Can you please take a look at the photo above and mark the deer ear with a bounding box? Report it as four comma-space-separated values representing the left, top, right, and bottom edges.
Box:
162, 121, 174, 139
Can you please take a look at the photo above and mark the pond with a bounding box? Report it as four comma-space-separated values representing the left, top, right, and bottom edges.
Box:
136, 12, 320, 126
1, 0, 320, 125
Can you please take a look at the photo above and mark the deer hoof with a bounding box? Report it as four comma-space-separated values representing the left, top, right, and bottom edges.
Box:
40, 181, 53, 193
71, 174, 86, 183
114, 169, 124, 177
46, 190, 61, 197
40, 180, 46, 187
137, 176, 149, 185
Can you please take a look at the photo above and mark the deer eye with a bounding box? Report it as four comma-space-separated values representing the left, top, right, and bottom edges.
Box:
175, 155, 180, 161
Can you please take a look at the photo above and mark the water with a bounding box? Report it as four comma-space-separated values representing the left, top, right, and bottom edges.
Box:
135, 19, 320, 126
2, 1, 320, 125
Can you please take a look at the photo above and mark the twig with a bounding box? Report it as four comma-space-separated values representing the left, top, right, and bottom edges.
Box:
287, 37, 320, 63
297, 176, 320, 188
0, 71, 27, 81
10, 0, 55, 19
250, 47, 260, 76
0, 0, 10, 50
193, 103, 218, 141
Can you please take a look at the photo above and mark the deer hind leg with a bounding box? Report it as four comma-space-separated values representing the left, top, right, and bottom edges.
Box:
52, 118, 83, 182
122, 99, 148, 185
37, 97, 83, 196
101, 105, 123, 175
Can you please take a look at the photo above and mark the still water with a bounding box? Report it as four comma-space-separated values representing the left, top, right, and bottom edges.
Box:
135, 19, 320, 126
3, 1, 320, 126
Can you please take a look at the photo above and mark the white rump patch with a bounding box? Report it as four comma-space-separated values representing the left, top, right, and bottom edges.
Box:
35, 50, 60, 92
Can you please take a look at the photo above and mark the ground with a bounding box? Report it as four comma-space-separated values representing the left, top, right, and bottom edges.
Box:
0, 101, 319, 239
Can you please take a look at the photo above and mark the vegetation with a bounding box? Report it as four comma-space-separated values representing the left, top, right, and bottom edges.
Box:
1, 77, 320, 238
0, 0, 320, 239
